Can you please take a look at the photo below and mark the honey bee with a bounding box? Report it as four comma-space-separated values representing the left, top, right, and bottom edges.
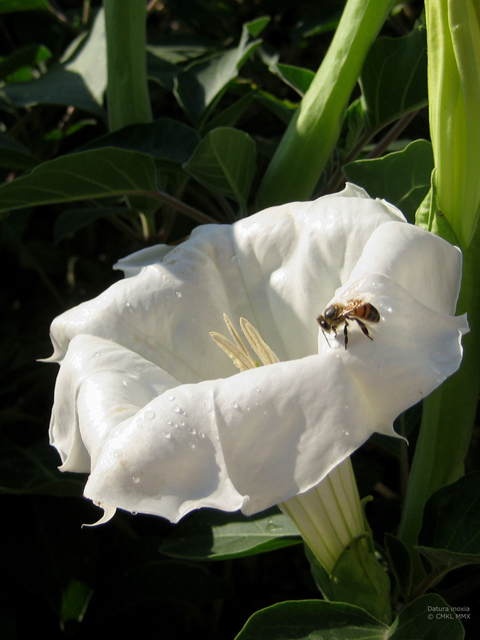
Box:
317, 279, 380, 350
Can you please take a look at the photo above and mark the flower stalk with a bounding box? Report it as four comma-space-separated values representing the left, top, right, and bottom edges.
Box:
256, 0, 394, 209
425, 0, 480, 249
398, 0, 480, 576
280, 458, 368, 574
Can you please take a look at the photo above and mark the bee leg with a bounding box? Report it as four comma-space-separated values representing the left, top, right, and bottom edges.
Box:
355, 319, 373, 341
343, 321, 349, 350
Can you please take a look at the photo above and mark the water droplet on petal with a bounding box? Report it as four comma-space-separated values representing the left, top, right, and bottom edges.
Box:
232, 401, 239, 409
175, 291, 182, 298
204, 395, 214, 412
173, 405, 184, 414
167, 394, 175, 401
132, 476, 140, 484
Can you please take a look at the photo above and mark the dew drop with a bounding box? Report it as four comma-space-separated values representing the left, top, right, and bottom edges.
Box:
267, 518, 283, 532
167, 420, 173, 426
204, 395, 214, 412
231, 401, 239, 410
188, 427, 197, 435
163, 432, 172, 440
175, 291, 182, 298
132, 476, 140, 484
173, 405, 184, 414
122, 379, 128, 386
145, 409, 155, 420
255, 387, 261, 393
167, 394, 175, 401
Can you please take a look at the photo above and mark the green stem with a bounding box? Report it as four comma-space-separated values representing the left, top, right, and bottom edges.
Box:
256, 0, 394, 209
103, 0, 152, 131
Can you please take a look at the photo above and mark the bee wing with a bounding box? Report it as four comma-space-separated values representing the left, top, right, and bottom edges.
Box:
329, 277, 375, 306
341, 293, 375, 313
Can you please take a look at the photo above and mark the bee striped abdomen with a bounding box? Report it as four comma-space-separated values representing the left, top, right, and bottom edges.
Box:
350, 303, 380, 323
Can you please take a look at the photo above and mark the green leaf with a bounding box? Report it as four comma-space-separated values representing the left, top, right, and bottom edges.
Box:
146, 51, 181, 91
0, 132, 40, 170
53, 207, 128, 244
0, 148, 158, 214
159, 507, 300, 561
0, 0, 51, 11
389, 594, 464, 640
255, 91, 297, 126
384, 533, 413, 598
0, 68, 105, 116
343, 139, 434, 223
234, 594, 465, 640
202, 89, 255, 134
269, 63, 315, 96
235, 600, 388, 640
0, 9, 106, 115
416, 472, 480, 572
61, 580, 92, 624
0, 44, 51, 81
183, 127, 256, 207
419, 472, 480, 554
79, 118, 200, 165
360, 27, 428, 132
175, 18, 266, 123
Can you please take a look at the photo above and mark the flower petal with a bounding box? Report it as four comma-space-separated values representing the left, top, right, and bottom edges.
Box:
48, 184, 404, 377
47, 184, 467, 524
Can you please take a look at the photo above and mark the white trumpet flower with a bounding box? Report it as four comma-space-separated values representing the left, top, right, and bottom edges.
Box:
47, 184, 468, 524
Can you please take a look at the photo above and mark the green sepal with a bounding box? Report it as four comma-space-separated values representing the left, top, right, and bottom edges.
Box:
307, 534, 392, 624
415, 169, 461, 247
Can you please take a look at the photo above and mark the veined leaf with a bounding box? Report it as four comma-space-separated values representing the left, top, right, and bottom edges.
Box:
160, 507, 300, 561
0, 148, 158, 214
183, 127, 256, 208
360, 28, 428, 132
